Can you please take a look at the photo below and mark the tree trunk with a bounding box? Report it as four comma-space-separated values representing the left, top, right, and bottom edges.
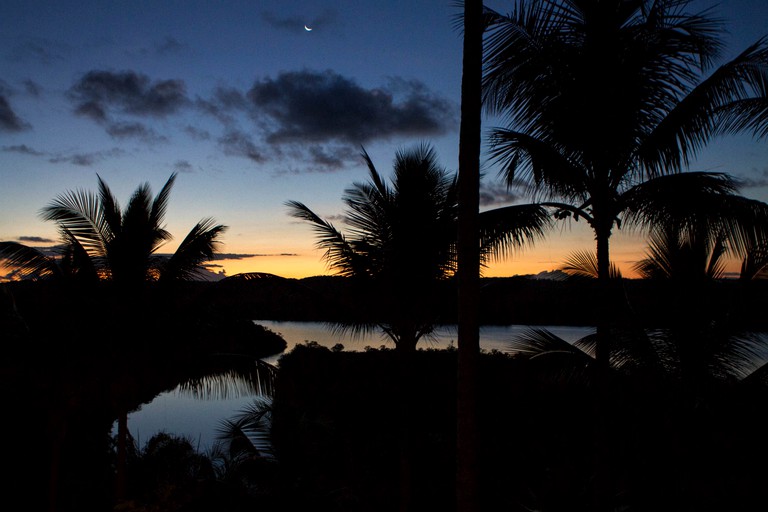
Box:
456, 0, 483, 511
593, 221, 613, 511
594, 226, 611, 367
116, 410, 128, 501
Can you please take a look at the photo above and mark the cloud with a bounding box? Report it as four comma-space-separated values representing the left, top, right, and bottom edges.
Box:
217, 129, 266, 163
212, 253, 257, 260
184, 125, 211, 140
18, 236, 55, 244
479, 180, 521, 207
3, 144, 44, 156
261, 9, 339, 31
106, 121, 168, 143
70, 70, 188, 119
212, 252, 299, 260
247, 69, 456, 145
23, 79, 42, 97
191, 69, 456, 171
736, 167, 768, 189
50, 149, 126, 166
195, 86, 248, 126
0, 95, 31, 132
173, 160, 194, 173
5, 146, 127, 167
6, 38, 65, 65
147, 36, 188, 56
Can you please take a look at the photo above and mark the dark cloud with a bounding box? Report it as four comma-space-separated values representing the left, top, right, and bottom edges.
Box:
4, 144, 124, 166
23, 79, 42, 97
0, 95, 31, 132
218, 129, 266, 163
212, 252, 299, 260
106, 121, 168, 143
3, 144, 44, 156
152, 36, 188, 56
0, 80, 12, 96
261, 9, 338, 31
275, 144, 360, 174
736, 168, 768, 189
479, 180, 521, 207
247, 69, 456, 145
173, 160, 194, 173
212, 253, 257, 260
47, 148, 125, 167
69, 70, 188, 120
195, 86, 248, 126
6, 38, 65, 65
184, 125, 211, 140
49, 153, 97, 166
18, 236, 55, 244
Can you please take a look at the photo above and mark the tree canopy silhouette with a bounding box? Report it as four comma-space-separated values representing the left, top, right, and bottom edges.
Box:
287, 143, 549, 351
482, 0, 768, 363
0, 173, 227, 287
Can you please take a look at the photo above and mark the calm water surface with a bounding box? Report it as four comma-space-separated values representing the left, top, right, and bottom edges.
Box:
125, 321, 594, 450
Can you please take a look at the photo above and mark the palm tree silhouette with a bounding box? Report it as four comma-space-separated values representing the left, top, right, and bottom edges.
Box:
289, 143, 547, 511
482, 0, 768, 366
0, 173, 226, 286
0, 173, 227, 506
287, 143, 549, 352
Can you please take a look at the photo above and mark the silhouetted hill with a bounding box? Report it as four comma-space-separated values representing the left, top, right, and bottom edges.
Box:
200, 273, 768, 329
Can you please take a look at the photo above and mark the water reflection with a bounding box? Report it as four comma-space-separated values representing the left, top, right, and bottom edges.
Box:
128, 321, 595, 448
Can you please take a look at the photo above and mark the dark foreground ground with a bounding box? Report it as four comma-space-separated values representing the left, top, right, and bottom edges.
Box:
266, 343, 768, 512
199, 273, 768, 329
2, 275, 768, 511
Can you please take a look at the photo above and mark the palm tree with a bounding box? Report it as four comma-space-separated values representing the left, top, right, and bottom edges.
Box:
0, 173, 227, 506
289, 143, 547, 511
455, 0, 485, 509
482, 0, 768, 366
1, 173, 226, 287
287, 143, 549, 352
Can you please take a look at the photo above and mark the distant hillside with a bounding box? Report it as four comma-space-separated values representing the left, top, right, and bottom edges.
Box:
198, 273, 768, 329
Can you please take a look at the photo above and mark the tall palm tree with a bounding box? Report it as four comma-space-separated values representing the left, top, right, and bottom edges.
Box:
287, 143, 549, 352
482, 0, 768, 365
455, 0, 485, 509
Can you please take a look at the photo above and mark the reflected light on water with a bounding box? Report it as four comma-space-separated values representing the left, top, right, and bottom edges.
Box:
125, 321, 595, 450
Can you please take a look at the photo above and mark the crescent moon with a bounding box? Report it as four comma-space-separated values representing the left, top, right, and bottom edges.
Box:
304, 25, 313, 31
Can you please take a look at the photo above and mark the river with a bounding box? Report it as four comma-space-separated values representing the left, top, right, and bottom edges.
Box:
124, 321, 594, 450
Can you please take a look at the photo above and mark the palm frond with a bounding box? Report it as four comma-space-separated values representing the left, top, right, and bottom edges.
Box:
561, 250, 621, 279
286, 200, 367, 277
715, 38, 768, 139
96, 174, 121, 241
623, 172, 768, 260
178, 360, 277, 400
488, 128, 589, 203
160, 218, 227, 281
507, 327, 593, 364
637, 37, 768, 176
478, 203, 550, 263
740, 242, 768, 280
0, 242, 60, 280
40, 188, 107, 257
216, 397, 274, 460
149, 173, 177, 230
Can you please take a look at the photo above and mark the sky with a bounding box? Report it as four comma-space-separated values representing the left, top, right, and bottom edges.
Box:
1, 0, 767, 280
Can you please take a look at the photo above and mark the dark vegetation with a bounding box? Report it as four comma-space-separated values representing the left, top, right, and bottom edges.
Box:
204, 273, 768, 330
1, 277, 285, 512
267, 341, 768, 512
3, 1, 768, 510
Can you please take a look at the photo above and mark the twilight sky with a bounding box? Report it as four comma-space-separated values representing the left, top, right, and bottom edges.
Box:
2, 0, 767, 280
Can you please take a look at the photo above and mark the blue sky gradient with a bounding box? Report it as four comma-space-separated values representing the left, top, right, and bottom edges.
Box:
1, 0, 767, 279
